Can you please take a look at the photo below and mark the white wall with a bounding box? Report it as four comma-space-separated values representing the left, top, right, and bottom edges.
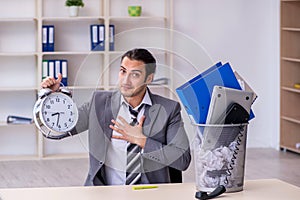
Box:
173, 0, 280, 148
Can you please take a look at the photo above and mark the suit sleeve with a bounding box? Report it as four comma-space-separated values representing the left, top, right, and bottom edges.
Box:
69, 98, 92, 136
142, 102, 191, 171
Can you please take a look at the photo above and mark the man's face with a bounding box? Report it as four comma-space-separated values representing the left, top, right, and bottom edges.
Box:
118, 56, 152, 98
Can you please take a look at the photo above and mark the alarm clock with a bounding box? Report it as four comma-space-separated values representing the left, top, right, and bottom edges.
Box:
33, 88, 78, 139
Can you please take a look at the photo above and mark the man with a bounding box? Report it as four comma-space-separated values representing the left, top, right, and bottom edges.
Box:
41, 48, 191, 186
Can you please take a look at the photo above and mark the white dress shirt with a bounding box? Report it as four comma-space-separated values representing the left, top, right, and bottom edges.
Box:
105, 90, 152, 185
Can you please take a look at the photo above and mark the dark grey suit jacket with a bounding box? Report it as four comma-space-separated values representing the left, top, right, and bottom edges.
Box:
71, 89, 191, 186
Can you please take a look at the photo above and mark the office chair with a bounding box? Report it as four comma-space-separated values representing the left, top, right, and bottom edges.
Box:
169, 167, 182, 183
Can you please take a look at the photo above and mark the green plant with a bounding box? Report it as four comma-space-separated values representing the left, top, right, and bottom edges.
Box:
65, 0, 84, 7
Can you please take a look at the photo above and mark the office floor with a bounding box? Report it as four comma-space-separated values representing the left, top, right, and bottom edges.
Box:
0, 148, 299, 188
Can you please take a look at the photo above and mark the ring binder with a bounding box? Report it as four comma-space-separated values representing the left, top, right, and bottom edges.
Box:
42, 25, 55, 52
41, 60, 68, 86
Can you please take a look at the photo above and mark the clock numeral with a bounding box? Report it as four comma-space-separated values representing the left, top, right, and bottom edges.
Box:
43, 111, 48, 115
50, 100, 54, 104
56, 98, 60, 103
46, 118, 50, 122
46, 105, 51, 109
64, 123, 68, 127
67, 105, 72, 109
58, 124, 61, 129
63, 99, 66, 104
70, 111, 73, 116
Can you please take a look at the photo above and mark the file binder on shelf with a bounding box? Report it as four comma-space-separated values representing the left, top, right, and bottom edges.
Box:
176, 62, 252, 124
90, 24, 99, 50
61, 60, 68, 86
90, 24, 105, 51
42, 26, 48, 52
55, 60, 61, 79
42, 25, 55, 52
48, 60, 55, 78
109, 24, 115, 51
42, 60, 48, 80
48, 26, 55, 51
41, 60, 68, 86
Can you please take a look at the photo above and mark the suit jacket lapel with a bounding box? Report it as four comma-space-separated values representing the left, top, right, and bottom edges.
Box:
104, 91, 121, 139
143, 91, 161, 137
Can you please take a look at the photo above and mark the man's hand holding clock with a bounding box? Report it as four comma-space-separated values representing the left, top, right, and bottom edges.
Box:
41, 73, 62, 91
33, 73, 78, 139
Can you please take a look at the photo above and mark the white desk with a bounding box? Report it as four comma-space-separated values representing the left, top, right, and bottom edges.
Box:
0, 179, 299, 200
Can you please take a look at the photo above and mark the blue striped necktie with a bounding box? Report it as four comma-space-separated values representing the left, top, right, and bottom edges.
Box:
126, 104, 143, 185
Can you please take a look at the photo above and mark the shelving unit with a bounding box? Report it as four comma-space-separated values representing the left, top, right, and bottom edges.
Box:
0, 0, 173, 160
280, 0, 300, 154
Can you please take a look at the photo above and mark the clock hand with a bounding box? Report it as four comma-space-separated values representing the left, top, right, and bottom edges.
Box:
56, 113, 60, 127
51, 112, 59, 116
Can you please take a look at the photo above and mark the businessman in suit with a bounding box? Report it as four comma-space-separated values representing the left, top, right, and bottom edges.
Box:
41, 48, 191, 186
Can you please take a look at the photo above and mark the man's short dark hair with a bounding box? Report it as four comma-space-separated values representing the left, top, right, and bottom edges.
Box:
121, 48, 156, 77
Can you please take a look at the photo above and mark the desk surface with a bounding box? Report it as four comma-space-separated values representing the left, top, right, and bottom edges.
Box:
0, 179, 299, 200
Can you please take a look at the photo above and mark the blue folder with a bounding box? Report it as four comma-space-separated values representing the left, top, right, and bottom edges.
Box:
176, 62, 253, 124
53, 60, 68, 86
90, 24, 99, 50
90, 24, 105, 51
47, 26, 55, 51
61, 60, 68, 86
42, 25, 55, 52
109, 24, 115, 51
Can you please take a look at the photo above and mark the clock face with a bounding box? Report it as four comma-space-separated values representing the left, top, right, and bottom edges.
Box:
40, 92, 78, 133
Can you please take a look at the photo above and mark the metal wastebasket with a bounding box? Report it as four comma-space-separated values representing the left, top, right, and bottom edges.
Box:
193, 123, 248, 193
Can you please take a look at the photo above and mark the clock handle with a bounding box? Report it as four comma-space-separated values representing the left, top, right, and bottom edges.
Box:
38, 88, 52, 98
41, 130, 73, 140
60, 88, 72, 97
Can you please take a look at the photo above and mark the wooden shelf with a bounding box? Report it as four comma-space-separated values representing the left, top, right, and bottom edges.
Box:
281, 86, 300, 93
281, 57, 300, 63
0, 0, 173, 160
0, 52, 37, 57
280, 0, 300, 155
42, 51, 105, 56
281, 115, 300, 124
42, 16, 104, 21
109, 16, 167, 21
0, 87, 37, 92
0, 18, 37, 22
282, 27, 300, 31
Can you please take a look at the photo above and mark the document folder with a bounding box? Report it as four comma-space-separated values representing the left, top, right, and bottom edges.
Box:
55, 60, 61, 79
90, 24, 99, 50
42, 60, 48, 80
54, 60, 68, 86
109, 24, 115, 51
176, 62, 244, 124
48, 60, 55, 78
97, 24, 105, 51
90, 24, 105, 51
42, 60, 68, 86
42, 26, 48, 52
48, 26, 55, 51
61, 60, 68, 86
42, 25, 55, 52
